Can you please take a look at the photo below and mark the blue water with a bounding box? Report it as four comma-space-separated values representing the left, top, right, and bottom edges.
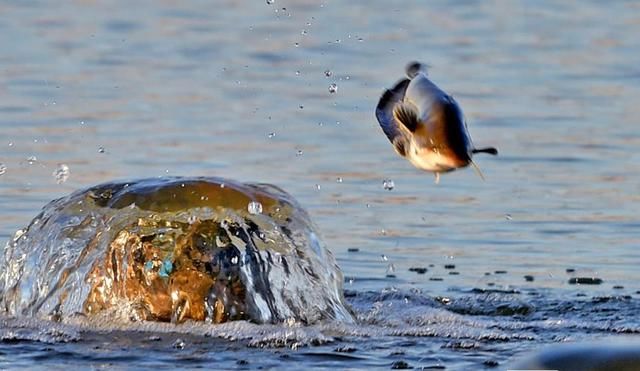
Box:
1, 0, 640, 369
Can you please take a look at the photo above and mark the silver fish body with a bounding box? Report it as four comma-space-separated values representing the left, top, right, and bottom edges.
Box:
375, 62, 497, 181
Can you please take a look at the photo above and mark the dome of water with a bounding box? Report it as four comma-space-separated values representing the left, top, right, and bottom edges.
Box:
0, 177, 353, 325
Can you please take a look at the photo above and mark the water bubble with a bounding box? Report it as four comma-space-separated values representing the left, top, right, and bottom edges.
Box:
0, 163, 6, 175
247, 201, 263, 215
382, 178, 395, 190
324, 69, 332, 77
266, 0, 274, 4
328, 83, 338, 94
53, 164, 70, 184
27, 156, 37, 165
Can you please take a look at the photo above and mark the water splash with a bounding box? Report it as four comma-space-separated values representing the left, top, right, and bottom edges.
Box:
0, 177, 353, 326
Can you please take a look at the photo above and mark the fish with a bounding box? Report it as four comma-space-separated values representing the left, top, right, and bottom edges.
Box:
375, 61, 498, 183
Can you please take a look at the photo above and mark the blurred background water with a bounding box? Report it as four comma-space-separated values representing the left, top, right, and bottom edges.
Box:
1, 0, 639, 369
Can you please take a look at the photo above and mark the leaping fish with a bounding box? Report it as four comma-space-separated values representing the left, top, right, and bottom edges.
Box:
375, 62, 498, 183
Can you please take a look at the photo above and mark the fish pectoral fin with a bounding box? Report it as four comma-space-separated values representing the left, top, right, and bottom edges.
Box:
392, 137, 407, 157
472, 147, 498, 156
393, 103, 421, 133
376, 78, 410, 144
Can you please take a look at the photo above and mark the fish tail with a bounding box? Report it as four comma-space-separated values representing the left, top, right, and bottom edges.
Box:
472, 147, 498, 155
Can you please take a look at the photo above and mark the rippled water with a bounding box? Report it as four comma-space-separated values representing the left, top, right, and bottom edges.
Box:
1, 0, 640, 369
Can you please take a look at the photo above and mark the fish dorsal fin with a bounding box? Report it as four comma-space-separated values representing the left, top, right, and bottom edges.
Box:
405, 61, 427, 79
393, 103, 420, 133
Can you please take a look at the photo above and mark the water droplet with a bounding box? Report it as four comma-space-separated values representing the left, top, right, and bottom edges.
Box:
53, 164, 70, 184
98, 146, 105, 153
324, 69, 332, 77
294, 42, 299, 47
299, 105, 304, 109
268, 132, 276, 138
505, 214, 513, 220
27, 156, 37, 165
173, 339, 186, 349
248, 201, 263, 215
12, 228, 25, 242
381, 254, 388, 261
301, 29, 307, 35
187, 215, 198, 224
336, 177, 343, 183
231, 256, 239, 265
266, 0, 274, 4
295, 70, 300, 76
382, 179, 395, 190
386, 263, 395, 274
296, 149, 303, 156
315, 184, 321, 190
328, 83, 338, 94
0, 163, 6, 175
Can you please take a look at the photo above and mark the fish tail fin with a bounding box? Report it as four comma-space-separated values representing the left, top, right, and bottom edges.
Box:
472, 147, 498, 156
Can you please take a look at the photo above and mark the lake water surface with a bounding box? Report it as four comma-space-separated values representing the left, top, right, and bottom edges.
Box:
1, 0, 639, 369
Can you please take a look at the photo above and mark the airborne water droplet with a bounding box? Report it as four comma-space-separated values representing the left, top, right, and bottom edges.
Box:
266, 0, 274, 4
53, 164, 70, 184
173, 339, 186, 349
324, 69, 332, 77
248, 201, 263, 215
382, 179, 395, 190
0, 163, 6, 175
328, 83, 338, 94
27, 156, 37, 165
98, 146, 105, 153
268, 132, 276, 138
